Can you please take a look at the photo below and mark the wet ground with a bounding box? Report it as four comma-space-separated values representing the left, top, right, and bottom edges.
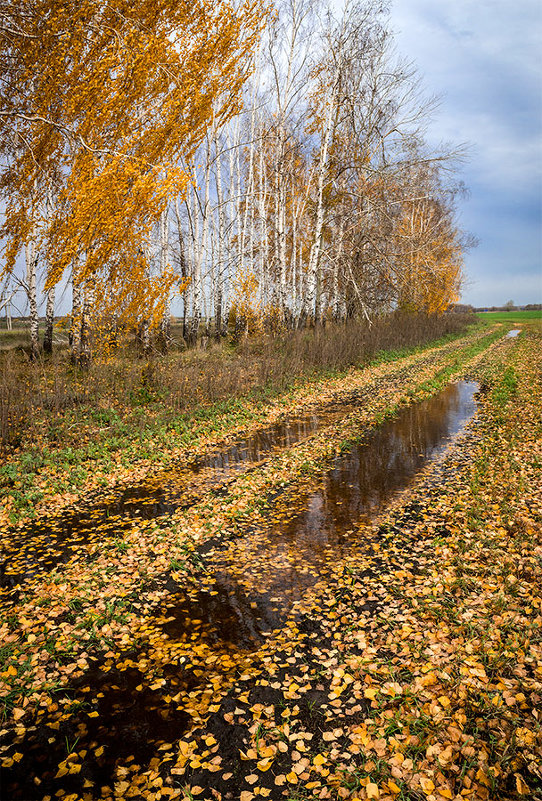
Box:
157, 381, 480, 647
0, 404, 359, 590
0, 381, 477, 593
2, 380, 481, 800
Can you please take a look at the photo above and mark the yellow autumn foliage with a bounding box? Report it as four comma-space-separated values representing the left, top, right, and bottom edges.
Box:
0, 0, 268, 336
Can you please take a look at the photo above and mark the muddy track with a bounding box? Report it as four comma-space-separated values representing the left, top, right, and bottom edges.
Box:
0, 326, 497, 594
2, 327, 534, 801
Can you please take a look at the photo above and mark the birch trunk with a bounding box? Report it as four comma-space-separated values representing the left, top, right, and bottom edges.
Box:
79, 284, 92, 366
174, 197, 189, 342
258, 138, 270, 309
158, 207, 171, 350
25, 238, 39, 360
307, 82, 337, 325
138, 317, 150, 357
70, 276, 82, 363
188, 162, 201, 344
277, 125, 288, 318
189, 146, 212, 344
214, 128, 227, 338
43, 187, 55, 355
25, 189, 39, 360
43, 285, 55, 355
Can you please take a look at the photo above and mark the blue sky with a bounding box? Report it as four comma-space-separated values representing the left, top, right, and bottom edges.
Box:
390, 0, 542, 306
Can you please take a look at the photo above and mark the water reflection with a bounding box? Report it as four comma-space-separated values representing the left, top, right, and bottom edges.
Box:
0, 409, 349, 589
0, 382, 476, 592
160, 381, 479, 645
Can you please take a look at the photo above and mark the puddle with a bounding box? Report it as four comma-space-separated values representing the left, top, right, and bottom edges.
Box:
2, 665, 194, 801
159, 381, 480, 646
506, 329, 521, 338
2, 381, 480, 799
0, 407, 360, 590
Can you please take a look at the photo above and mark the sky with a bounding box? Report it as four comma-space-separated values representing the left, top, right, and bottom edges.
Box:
3, 1, 541, 316
390, 0, 542, 307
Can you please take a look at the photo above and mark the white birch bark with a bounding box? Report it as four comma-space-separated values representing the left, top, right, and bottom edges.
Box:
43, 185, 55, 354
23, 178, 40, 359
25, 230, 39, 359
71, 272, 82, 363
188, 142, 212, 342
159, 206, 171, 347
306, 69, 340, 325
213, 127, 228, 336
173, 195, 189, 340
43, 283, 55, 354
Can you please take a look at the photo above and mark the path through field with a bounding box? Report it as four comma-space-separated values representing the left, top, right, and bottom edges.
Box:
1, 326, 541, 801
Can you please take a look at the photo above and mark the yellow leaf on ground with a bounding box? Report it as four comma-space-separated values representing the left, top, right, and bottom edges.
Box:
419, 777, 435, 794
366, 782, 379, 799
515, 774, 530, 795
438, 747, 454, 766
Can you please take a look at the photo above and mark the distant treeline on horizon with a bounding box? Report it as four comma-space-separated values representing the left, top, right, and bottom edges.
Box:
453, 303, 542, 313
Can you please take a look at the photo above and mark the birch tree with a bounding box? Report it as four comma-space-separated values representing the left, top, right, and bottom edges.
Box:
0, 0, 268, 351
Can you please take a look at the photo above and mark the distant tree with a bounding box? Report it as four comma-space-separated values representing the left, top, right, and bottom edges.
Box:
504, 300, 516, 310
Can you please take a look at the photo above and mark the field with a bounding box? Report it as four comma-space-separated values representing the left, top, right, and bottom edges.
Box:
476, 310, 541, 324
0, 317, 541, 801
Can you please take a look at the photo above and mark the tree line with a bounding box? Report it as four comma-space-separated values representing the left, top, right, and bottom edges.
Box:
0, 0, 469, 361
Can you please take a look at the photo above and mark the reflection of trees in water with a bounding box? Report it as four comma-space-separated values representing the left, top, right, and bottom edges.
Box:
267, 382, 476, 555
202, 416, 321, 468
160, 382, 478, 646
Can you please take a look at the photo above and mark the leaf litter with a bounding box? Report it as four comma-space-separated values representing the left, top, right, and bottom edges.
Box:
1, 326, 540, 800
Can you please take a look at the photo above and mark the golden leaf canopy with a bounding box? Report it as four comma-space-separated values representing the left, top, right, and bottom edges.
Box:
0, 0, 267, 324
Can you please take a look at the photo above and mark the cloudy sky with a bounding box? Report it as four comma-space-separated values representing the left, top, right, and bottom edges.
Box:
390, 0, 542, 306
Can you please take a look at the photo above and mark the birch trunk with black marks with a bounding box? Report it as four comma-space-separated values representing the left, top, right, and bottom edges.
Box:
25, 184, 40, 360
43, 187, 55, 355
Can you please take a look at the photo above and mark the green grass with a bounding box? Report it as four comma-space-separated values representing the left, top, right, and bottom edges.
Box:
476, 310, 541, 323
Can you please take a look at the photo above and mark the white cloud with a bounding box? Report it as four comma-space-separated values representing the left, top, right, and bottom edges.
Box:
390, 0, 542, 303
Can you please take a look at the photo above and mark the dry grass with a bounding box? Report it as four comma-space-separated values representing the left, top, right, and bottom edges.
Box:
0, 312, 475, 450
